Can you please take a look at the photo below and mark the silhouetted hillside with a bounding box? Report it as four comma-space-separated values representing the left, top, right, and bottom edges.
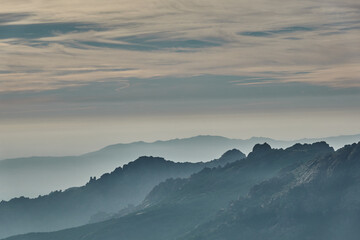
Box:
3, 142, 335, 240
1, 134, 358, 201
0, 150, 244, 239
184, 142, 360, 240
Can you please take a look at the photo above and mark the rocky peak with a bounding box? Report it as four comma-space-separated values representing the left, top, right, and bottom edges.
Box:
252, 142, 272, 153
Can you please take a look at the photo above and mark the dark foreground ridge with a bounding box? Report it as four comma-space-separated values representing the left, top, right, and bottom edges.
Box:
184, 142, 360, 240
0, 150, 245, 239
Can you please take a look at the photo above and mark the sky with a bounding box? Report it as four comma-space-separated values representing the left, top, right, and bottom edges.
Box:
0, 0, 360, 159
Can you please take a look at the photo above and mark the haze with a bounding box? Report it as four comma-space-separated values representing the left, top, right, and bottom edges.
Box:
1, 0, 360, 159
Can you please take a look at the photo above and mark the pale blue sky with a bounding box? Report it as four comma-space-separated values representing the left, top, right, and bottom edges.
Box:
0, 0, 359, 159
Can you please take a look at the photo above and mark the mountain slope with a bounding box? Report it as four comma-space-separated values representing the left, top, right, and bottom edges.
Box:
184, 142, 360, 240
0, 149, 245, 239
0, 135, 251, 200
1, 134, 359, 201
4, 142, 334, 240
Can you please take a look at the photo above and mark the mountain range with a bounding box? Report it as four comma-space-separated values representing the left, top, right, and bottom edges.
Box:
0, 149, 245, 239
3, 141, 344, 240
184, 142, 360, 240
1, 134, 359, 201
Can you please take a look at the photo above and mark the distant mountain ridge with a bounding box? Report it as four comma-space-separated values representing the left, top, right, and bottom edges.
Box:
0, 150, 245, 239
1, 134, 359, 200
3, 142, 337, 240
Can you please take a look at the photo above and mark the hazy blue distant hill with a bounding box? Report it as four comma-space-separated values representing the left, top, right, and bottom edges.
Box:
0, 135, 245, 200
1, 134, 359, 201
4, 142, 335, 240
0, 150, 244, 239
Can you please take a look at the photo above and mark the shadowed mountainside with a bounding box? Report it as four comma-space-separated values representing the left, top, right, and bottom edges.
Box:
0, 149, 245, 239
1, 134, 358, 201
3, 142, 336, 240
184, 142, 360, 240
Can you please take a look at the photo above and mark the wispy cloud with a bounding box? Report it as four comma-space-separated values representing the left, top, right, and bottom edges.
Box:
0, 0, 359, 94
239, 26, 315, 37
0, 12, 33, 24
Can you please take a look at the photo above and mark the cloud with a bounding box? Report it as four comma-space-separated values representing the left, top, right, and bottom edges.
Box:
0, 22, 99, 39
239, 26, 315, 37
0, 0, 359, 94
80, 37, 223, 51
0, 12, 33, 24
283, 64, 360, 88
